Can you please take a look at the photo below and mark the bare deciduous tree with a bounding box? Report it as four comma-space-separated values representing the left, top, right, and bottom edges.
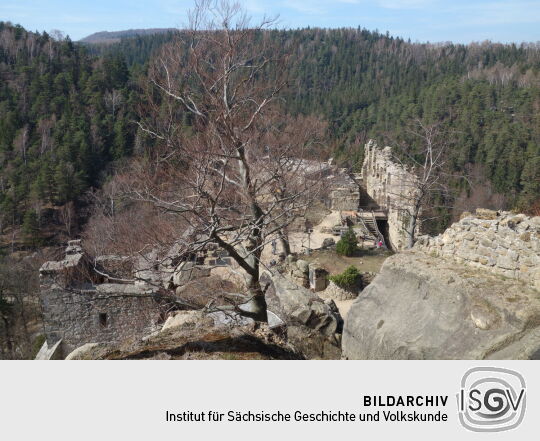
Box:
0, 256, 42, 359
104, 89, 123, 119
389, 120, 459, 248
59, 201, 76, 238
113, 0, 328, 321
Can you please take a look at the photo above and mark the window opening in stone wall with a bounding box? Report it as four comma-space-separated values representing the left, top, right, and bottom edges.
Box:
99, 313, 108, 328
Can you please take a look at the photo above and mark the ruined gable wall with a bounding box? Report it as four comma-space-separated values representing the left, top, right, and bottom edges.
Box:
39, 241, 165, 357
414, 209, 540, 290
40, 282, 163, 356
361, 140, 419, 250
329, 170, 360, 211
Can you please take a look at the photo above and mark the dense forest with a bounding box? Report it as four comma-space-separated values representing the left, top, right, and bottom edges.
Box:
0, 22, 139, 248
82, 27, 540, 211
1, 23, 540, 251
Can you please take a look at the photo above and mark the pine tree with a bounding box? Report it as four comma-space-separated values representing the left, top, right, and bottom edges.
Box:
21, 210, 41, 247
336, 228, 358, 256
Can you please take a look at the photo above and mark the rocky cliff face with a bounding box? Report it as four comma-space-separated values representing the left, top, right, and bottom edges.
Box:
343, 211, 540, 360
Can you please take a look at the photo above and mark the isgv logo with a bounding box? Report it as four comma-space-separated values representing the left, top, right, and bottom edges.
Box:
457, 367, 526, 432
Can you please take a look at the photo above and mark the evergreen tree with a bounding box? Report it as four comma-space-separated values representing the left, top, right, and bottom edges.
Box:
21, 210, 41, 247
336, 229, 358, 256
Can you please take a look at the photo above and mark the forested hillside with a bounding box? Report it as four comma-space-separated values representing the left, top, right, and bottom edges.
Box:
80, 28, 176, 44
0, 22, 137, 248
2, 23, 540, 251
89, 27, 540, 210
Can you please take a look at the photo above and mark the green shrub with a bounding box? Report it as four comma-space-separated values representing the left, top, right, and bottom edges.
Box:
329, 265, 360, 290
335, 228, 357, 256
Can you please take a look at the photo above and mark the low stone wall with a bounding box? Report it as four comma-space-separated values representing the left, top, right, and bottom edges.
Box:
319, 281, 357, 301
414, 209, 540, 290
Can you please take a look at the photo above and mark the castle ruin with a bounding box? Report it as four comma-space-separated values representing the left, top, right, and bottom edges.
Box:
38, 240, 169, 358
414, 209, 540, 290
329, 140, 419, 250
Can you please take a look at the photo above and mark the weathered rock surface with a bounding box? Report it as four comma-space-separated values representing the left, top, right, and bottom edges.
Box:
263, 271, 341, 337
65, 343, 112, 360
66, 310, 301, 360
281, 255, 311, 288
260, 271, 342, 358
281, 254, 329, 292
321, 237, 336, 249
343, 251, 540, 360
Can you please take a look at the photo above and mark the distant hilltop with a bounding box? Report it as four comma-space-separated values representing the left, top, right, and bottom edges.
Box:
79, 28, 177, 44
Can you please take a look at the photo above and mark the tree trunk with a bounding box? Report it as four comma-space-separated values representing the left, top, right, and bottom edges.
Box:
235, 145, 268, 322
406, 206, 420, 249
238, 278, 268, 322
238, 240, 268, 322
1, 315, 14, 359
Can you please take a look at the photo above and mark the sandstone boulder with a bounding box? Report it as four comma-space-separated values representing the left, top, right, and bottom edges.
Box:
343, 251, 540, 360
65, 343, 112, 360
296, 259, 310, 274
475, 208, 498, 220
262, 271, 341, 337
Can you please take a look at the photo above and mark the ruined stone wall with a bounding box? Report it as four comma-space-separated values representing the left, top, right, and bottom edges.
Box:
39, 241, 165, 357
414, 209, 540, 290
40, 282, 163, 356
329, 170, 360, 211
361, 140, 419, 250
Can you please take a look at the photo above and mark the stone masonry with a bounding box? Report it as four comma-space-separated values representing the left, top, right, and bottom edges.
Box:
39, 240, 167, 357
330, 170, 361, 211
361, 140, 420, 250
414, 209, 540, 290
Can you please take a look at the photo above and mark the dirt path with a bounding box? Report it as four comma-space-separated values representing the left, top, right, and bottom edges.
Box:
288, 210, 341, 253
260, 210, 341, 263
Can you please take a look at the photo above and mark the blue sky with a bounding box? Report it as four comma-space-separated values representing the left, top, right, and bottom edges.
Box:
1, 0, 539, 43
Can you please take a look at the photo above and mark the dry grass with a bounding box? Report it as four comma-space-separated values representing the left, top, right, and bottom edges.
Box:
302, 248, 391, 275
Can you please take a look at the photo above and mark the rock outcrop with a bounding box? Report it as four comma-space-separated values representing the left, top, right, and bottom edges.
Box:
343, 212, 540, 360
65, 310, 301, 360
319, 281, 358, 301
262, 271, 342, 359
280, 255, 329, 292
263, 272, 341, 336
